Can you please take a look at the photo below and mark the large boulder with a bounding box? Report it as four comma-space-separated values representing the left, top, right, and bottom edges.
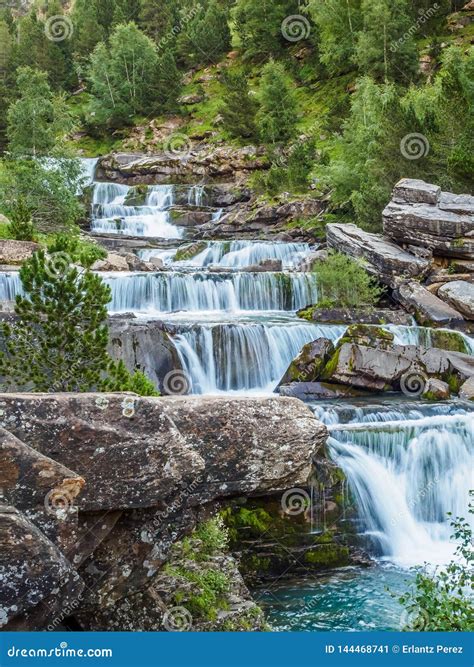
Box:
0, 394, 327, 512
278, 338, 335, 386
459, 376, 474, 401
437, 281, 474, 319
383, 179, 474, 259
326, 223, 430, 288
395, 281, 465, 327
0, 240, 41, 265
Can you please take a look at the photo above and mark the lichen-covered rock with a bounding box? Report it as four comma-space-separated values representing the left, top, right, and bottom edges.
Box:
0, 394, 327, 511
0, 506, 84, 630
392, 178, 441, 205
326, 223, 429, 288
438, 281, 474, 319
278, 338, 335, 386
91, 253, 130, 271
422, 379, 450, 401
297, 306, 413, 326
0, 240, 41, 265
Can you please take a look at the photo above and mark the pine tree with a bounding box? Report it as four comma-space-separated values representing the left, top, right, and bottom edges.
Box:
356, 0, 419, 82
232, 0, 298, 60
308, 0, 362, 75
72, 0, 105, 61
256, 61, 298, 144
177, 0, 231, 66
220, 69, 258, 139
7, 67, 73, 157
0, 250, 159, 395
139, 0, 181, 45
155, 48, 182, 110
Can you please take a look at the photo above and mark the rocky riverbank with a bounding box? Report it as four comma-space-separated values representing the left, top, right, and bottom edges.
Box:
0, 393, 343, 631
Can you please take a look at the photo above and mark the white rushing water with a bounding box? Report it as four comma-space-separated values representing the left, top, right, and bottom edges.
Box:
318, 402, 474, 567
91, 182, 183, 238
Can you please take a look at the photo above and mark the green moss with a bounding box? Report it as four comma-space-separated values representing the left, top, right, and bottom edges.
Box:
430, 329, 469, 355
174, 241, 208, 262
124, 185, 149, 206
297, 305, 316, 321
446, 372, 462, 395
304, 544, 350, 567
320, 347, 341, 380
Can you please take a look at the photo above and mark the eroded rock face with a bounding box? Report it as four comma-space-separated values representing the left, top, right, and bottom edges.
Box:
437, 281, 474, 319
326, 223, 430, 288
460, 376, 474, 401
383, 179, 474, 259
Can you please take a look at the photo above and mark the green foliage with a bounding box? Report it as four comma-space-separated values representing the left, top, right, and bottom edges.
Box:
253, 138, 317, 195
177, 0, 231, 67
48, 234, 106, 269
219, 69, 258, 139
308, 0, 362, 75
256, 60, 298, 144
87, 23, 163, 127
0, 250, 159, 396
398, 497, 474, 631
6, 197, 35, 241
314, 252, 384, 309
232, 0, 300, 60
0, 158, 84, 234
7, 67, 74, 157
356, 0, 419, 82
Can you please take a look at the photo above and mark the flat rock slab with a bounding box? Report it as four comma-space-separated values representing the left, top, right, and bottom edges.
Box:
326, 223, 429, 288
0, 240, 41, 265
0, 394, 327, 512
395, 281, 465, 326
438, 281, 474, 320
393, 179, 441, 205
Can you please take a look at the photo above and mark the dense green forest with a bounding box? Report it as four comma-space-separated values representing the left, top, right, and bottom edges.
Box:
0, 0, 472, 236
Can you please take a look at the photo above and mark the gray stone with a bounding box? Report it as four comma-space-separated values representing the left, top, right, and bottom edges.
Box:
91, 253, 130, 272
459, 376, 474, 401
439, 191, 474, 216
392, 178, 441, 205
437, 281, 474, 319
422, 379, 450, 400
0, 240, 41, 265
395, 281, 465, 326
326, 223, 429, 288
278, 382, 369, 400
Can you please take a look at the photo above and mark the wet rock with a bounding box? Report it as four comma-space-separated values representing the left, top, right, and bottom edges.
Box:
437, 281, 474, 319
0, 506, 84, 630
326, 223, 429, 288
297, 306, 413, 326
395, 281, 465, 327
278, 382, 370, 400
169, 208, 214, 227
422, 379, 450, 401
0, 240, 41, 265
241, 259, 283, 272
278, 338, 335, 386
108, 317, 183, 389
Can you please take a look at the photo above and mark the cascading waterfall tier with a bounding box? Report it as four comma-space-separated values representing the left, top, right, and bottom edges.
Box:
174, 322, 347, 394
91, 182, 182, 238
319, 400, 474, 567
140, 241, 312, 269
105, 271, 318, 314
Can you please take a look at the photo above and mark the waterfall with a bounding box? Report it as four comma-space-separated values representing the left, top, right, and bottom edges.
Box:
324, 404, 474, 567
174, 323, 347, 394
79, 157, 99, 186
90, 182, 182, 238
0, 272, 22, 301
139, 241, 312, 269
105, 271, 318, 313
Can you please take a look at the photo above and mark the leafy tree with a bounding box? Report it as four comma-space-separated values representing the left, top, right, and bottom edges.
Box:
314, 252, 384, 309
72, 0, 106, 61
0, 250, 159, 395
308, 0, 362, 75
256, 61, 298, 144
398, 497, 474, 631
356, 0, 419, 82
0, 158, 84, 234
139, 0, 182, 45
220, 69, 258, 139
88, 23, 161, 126
7, 67, 73, 157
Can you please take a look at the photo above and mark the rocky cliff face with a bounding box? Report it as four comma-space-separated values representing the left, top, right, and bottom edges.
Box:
0, 393, 328, 631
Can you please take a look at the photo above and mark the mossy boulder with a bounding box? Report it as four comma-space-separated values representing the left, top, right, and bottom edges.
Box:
429, 329, 470, 354
277, 338, 334, 386
124, 184, 149, 206
174, 241, 208, 262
